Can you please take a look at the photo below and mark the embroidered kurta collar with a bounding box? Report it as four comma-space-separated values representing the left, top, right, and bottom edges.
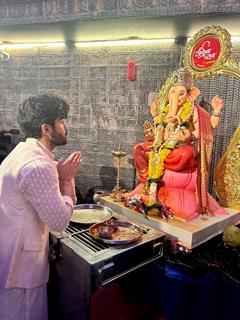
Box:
25, 138, 54, 160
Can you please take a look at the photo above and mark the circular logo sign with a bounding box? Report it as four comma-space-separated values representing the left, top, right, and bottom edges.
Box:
191, 36, 221, 70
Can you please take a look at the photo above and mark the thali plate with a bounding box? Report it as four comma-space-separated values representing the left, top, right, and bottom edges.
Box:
89, 219, 143, 245
70, 204, 113, 224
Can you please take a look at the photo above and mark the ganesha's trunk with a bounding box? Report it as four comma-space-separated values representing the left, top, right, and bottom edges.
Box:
168, 96, 179, 117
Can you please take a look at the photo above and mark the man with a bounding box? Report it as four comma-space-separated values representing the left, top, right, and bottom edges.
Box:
0, 94, 82, 320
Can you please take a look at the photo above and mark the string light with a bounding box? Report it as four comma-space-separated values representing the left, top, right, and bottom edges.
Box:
75, 38, 175, 47
0, 42, 65, 49
0, 36, 239, 50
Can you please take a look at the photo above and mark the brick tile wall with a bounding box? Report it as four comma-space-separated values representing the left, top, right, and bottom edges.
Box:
1, 43, 240, 198
0, 44, 181, 196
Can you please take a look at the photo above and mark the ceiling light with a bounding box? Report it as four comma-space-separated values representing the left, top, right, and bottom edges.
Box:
231, 36, 240, 42
187, 36, 240, 42
0, 42, 65, 49
75, 38, 175, 47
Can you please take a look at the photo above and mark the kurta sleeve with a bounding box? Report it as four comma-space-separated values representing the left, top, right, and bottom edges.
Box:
18, 158, 73, 232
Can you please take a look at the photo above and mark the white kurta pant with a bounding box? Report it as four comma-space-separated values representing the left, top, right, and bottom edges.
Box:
0, 284, 48, 320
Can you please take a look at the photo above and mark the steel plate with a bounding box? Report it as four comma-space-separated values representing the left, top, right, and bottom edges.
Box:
70, 204, 113, 224
89, 219, 143, 245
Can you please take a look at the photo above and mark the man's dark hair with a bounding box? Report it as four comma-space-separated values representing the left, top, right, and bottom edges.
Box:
17, 94, 70, 138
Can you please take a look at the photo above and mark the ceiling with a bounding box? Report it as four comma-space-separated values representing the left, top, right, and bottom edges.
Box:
0, 13, 239, 44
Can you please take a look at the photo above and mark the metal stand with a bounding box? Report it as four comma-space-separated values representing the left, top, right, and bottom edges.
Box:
112, 144, 127, 194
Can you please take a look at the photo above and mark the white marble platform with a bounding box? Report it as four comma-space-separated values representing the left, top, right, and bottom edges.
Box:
100, 196, 240, 249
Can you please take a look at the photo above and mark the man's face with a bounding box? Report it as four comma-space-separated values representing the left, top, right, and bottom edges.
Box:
50, 118, 68, 146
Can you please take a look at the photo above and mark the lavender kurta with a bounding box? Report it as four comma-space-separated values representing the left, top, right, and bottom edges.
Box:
0, 138, 74, 318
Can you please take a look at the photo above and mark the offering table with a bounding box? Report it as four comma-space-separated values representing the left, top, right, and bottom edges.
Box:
100, 196, 240, 249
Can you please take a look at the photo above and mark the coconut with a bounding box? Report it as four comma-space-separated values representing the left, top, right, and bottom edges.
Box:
222, 225, 240, 248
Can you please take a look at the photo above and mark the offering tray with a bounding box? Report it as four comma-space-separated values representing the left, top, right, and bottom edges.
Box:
89, 219, 143, 245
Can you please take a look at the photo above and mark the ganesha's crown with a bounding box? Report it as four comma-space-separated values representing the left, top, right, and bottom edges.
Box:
172, 68, 192, 91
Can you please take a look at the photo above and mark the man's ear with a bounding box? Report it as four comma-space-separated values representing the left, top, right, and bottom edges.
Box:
187, 87, 201, 102
41, 123, 52, 136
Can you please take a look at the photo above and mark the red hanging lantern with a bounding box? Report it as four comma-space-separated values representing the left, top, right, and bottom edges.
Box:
127, 60, 136, 81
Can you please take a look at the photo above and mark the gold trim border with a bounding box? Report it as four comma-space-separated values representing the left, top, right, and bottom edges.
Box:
183, 25, 232, 79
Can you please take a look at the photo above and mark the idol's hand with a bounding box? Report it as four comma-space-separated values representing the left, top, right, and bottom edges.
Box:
57, 151, 82, 181
211, 95, 224, 113
167, 115, 181, 126
175, 129, 191, 142
150, 100, 159, 118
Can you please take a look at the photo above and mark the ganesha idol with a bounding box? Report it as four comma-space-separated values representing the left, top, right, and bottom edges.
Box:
124, 68, 228, 221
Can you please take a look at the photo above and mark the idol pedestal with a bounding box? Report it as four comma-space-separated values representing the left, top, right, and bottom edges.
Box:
100, 196, 240, 249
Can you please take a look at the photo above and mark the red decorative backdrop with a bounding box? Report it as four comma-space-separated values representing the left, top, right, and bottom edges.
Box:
191, 36, 221, 70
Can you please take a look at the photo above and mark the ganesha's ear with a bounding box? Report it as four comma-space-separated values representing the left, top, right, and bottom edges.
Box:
187, 87, 201, 102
